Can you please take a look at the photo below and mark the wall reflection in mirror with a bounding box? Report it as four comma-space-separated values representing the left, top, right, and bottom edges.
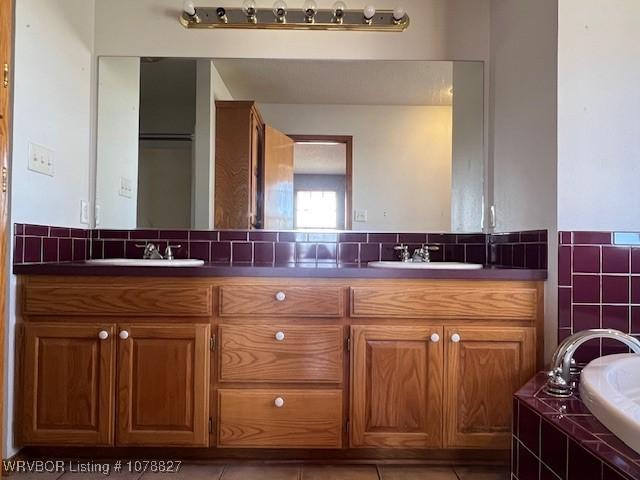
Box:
95, 58, 484, 232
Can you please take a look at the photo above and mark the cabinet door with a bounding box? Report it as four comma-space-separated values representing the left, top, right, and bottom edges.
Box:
116, 324, 210, 446
22, 323, 115, 446
444, 326, 535, 449
350, 325, 443, 448
249, 109, 264, 228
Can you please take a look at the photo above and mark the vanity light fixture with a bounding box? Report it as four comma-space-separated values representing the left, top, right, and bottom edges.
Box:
303, 0, 318, 23
179, 2, 409, 31
182, 0, 201, 23
363, 5, 376, 24
242, 0, 258, 23
332, 1, 346, 23
273, 0, 288, 23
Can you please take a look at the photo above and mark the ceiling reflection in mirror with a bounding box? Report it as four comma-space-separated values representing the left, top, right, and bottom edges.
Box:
95, 58, 484, 232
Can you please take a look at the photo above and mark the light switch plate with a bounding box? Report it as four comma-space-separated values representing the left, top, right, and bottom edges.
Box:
28, 143, 55, 176
353, 209, 368, 222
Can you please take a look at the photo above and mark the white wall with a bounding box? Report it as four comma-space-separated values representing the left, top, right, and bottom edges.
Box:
193, 60, 233, 229
5, 0, 97, 457
259, 104, 453, 231
488, 0, 558, 362
451, 62, 485, 232
557, 0, 640, 231
94, 0, 490, 62
95, 57, 140, 229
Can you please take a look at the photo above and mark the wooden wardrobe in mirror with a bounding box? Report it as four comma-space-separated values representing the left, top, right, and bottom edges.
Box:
0, 0, 12, 472
214, 101, 294, 230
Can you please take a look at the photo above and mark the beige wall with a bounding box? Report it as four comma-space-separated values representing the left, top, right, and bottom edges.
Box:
259, 103, 453, 232
488, 0, 558, 362
558, 0, 640, 231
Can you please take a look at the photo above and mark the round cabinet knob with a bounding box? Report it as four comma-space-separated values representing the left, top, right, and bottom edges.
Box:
275, 291, 286, 302
274, 397, 285, 408
119, 330, 129, 340
451, 333, 461, 343
98, 330, 109, 340
275, 331, 285, 342
430, 333, 440, 343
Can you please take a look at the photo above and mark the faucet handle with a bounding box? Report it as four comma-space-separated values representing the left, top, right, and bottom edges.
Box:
165, 244, 182, 261
422, 244, 440, 251
393, 244, 408, 251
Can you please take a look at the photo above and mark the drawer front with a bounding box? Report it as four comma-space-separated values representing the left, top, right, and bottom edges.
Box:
219, 285, 343, 317
218, 389, 342, 448
24, 285, 212, 317
219, 325, 343, 383
350, 284, 538, 320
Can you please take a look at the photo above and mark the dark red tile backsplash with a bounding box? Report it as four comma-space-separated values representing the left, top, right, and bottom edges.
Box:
513, 373, 640, 480
13, 224, 548, 271
558, 231, 640, 363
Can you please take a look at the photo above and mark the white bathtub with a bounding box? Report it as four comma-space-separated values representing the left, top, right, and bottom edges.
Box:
580, 353, 640, 455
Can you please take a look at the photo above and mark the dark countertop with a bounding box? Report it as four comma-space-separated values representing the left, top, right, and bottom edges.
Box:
14, 262, 548, 280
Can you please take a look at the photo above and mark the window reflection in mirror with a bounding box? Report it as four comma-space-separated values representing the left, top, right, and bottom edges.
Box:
95, 58, 485, 233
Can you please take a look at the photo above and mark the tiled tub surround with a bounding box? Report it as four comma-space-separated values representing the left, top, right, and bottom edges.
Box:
558, 231, 640, 363
13, 223, 548, 269
13, 224, 90, 264
513, 373, 640, 480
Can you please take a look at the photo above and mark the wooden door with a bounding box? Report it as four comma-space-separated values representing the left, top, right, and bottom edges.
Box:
116, 324, 210, 446
350, 325, 444, 448
21, 323, 115, 446
444, 326, 535, 449
0, 0, 12, 468
249, 109, 264, 228
263, 125, 294, 230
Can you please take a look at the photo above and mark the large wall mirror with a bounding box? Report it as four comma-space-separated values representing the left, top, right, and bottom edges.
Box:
95, 58, 485, 232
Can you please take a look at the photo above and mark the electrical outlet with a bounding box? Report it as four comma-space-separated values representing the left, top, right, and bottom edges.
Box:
28, 143, 55, 176
95, 205, 101, 226
119, 177, 133, 199
80, 200, 90, 224
489, 205, 497, 229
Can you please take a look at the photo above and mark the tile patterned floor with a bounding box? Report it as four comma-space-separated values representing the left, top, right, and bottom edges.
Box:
5, 463, 509, 480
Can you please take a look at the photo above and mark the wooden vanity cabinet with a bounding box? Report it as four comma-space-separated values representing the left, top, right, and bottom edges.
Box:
214, 101, 265, 229
350, 325, 444, 449
444, 326, 535, 449
117, 324, 210, 446
21, 323, 115, 446
19, 320, 210, 447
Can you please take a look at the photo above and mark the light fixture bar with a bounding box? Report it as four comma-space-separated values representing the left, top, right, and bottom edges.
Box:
179, 7, 410, 31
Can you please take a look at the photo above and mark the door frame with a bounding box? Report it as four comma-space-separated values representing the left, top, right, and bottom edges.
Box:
287, 134, 353, 230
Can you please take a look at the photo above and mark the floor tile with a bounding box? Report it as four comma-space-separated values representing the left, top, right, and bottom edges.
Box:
141, 463, 224, 479
454, 465, 510, 480
302, 464, 379, 480
379, 465, 458, 480
220, 464, 300, 480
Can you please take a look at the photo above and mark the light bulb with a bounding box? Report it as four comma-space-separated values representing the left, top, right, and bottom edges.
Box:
363, 5, 376, 20
242, 0, 257, 16
183, 0, 196, 16
303, 0, 318, 18
273, 0, 288, 18
392, 6, 406, 21
332, 1, 347, 18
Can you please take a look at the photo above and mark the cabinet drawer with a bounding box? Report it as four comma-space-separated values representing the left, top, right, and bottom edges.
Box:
24, 285, 212, 317
350, 283, 538, 320
219, 285, 343, 317
219, 325, 343, 383
218, 389, 342, 448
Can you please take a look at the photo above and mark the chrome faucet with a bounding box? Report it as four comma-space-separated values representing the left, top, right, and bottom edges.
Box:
394, 244, 411, 262
412, 244, 440, 263
136, 243, 163, 260
164, 244, 181, 260
545, 328, 640, 397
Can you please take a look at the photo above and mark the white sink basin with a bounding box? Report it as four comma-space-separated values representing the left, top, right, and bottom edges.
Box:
368, 261, 484, 270
580, 354, 640, 455
86, 258, 205, 267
